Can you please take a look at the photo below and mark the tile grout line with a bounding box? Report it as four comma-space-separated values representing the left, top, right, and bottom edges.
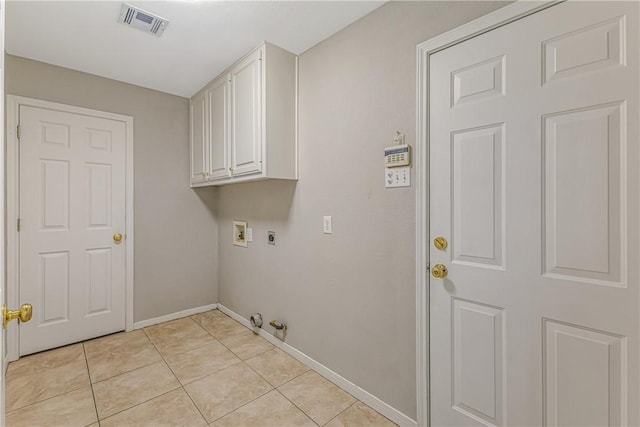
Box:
11, 310, 390, 427
208, 386, 275, 424
5, 382, 90, 414
216, 328, 318, 425
274, 371, 335, 426
142, 326, 210, 425
273, 388, 320, 427
89, 358, 162, 386
176, 316, 273, 424
5, 343, 90, 413
81, 343, 101, 426
322, 400, 358, 426
97, 386, 183, 424
144, 316, 220, 357
166, 312, 283, 424
90, 328, 182, 422
197, 311, 346, 426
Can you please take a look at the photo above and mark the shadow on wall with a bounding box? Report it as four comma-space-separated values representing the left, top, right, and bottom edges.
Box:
192, 186, 218, 217
217, 180, 297, 222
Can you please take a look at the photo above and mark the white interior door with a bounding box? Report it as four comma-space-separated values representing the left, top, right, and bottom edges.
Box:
429, 1, 639, 425
1, 0, 6, 422
19, 105, 127, 355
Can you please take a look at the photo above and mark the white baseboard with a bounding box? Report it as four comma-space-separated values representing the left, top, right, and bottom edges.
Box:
217, 304, 417, 427
133, 304, 218, 329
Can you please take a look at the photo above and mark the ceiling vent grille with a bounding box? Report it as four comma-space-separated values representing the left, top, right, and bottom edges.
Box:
118, 3, 169, 37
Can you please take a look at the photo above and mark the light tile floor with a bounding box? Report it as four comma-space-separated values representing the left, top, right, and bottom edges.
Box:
5, 310, 397, 427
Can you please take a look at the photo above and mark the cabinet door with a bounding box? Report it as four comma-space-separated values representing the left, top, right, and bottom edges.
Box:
208, 76, 230, 181
230, 49, 262, 176
190, 91, 208, 184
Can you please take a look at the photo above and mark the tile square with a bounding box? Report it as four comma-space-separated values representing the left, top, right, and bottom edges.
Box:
6, 344, 90, 411
6, 343, 85, 376
84, 329, 162, 382
144, 317, 216, 356
325, 402, 397, 427
246, 348, 309, 387
211, 390, 316, 427
6, 386, 97, 427
100, 388, 207, 427
221, 330, 273, 360
185, 362, 272, 422
165, 341, 241, 385
279, 371, 355, 426
192, 311, 248, 341
93, 361, 180, 419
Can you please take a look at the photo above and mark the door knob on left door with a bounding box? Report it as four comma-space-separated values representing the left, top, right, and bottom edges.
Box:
3, 303, 32, 328
113, 233, 123, 243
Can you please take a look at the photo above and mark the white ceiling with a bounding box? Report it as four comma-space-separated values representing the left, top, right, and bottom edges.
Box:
6, 0, 385, 97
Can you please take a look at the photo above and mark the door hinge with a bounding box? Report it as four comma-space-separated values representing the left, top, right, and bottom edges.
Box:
17, 218, 20, 232
16, 125, 20, 140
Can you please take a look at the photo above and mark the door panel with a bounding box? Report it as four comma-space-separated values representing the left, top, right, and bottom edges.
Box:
19, 106, 126, 355
429, 2, 639, 425
190, 92, 207, 184
543, 103, 624, 286
231, 50, 262, 176
452, 298, 505, 426
452, 124, 505, 269
208, 76, 230, 180
543, 319, 625, 427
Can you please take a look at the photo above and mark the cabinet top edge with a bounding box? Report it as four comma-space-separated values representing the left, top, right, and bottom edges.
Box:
190, 41, 297, 100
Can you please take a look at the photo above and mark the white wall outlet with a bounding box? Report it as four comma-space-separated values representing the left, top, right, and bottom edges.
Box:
233, 221, 248, 247
323, 216, 333, 234
385, 167, 411, 188
246, 227, 253, 242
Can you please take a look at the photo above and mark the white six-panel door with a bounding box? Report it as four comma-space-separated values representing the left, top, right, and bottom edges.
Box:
19, 105, 127, 355
429, 1, 639, 425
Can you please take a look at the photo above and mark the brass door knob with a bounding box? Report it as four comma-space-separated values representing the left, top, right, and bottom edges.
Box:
113, 233, 123, 243
431, 264, 448, 279
3, 303, 32, 328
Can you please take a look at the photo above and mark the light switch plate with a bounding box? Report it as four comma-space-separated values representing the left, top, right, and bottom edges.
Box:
385, 167, 411, 188
323, 216, 332, 234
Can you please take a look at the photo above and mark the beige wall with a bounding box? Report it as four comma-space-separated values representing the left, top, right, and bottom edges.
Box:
5, 55, 218, 322
217, 1, 506, 419
6, 0, 506, 418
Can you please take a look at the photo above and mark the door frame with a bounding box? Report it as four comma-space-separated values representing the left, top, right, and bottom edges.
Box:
414, 1, 559, 425
5, 95, 134, 361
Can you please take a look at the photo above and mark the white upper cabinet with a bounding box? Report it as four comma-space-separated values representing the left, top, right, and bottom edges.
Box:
190, 42, 298, 187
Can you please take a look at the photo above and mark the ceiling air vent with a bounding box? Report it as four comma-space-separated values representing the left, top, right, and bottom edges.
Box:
118, 3, 169, 37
